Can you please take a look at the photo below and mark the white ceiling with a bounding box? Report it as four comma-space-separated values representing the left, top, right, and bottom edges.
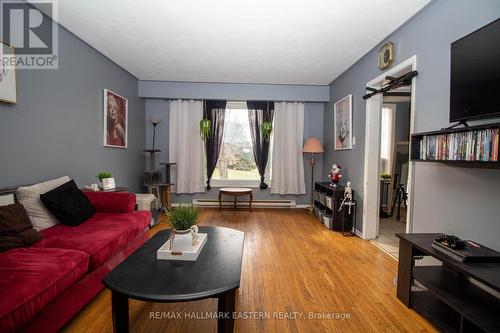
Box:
50, 0, 430, 85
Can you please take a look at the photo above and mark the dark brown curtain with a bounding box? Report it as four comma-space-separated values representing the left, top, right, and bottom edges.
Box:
204, 100, 226, 190
247, 101, 274, 189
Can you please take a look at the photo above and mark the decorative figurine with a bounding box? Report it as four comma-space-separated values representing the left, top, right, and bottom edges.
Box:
339, 181, 353, 214
344, 181, 352, 201
328, 164, 342, 187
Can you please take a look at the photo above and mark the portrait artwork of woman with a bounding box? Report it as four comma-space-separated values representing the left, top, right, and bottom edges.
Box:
103, 89, 128, 148
334, 95, 352, 150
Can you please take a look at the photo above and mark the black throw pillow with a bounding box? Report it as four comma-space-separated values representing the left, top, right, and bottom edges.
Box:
0, 203, 42, 252
40, 180, 96, 226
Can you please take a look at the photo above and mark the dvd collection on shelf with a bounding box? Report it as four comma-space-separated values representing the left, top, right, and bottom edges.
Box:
418, 128, 499, 161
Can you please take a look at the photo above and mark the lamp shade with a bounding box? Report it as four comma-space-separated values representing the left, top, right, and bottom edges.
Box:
303, 138, 324, 153
150, 116, 162, 125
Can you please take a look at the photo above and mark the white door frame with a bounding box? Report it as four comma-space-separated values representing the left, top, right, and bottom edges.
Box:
362, 55, 417, 239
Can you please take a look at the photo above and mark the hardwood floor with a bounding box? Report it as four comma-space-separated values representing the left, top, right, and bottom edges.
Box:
62, 208, 436, 333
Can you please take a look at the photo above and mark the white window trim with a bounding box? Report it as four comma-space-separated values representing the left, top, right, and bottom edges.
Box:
210, 179, 261, 188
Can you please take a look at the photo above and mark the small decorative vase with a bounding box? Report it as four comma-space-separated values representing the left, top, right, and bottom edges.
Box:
171, 226, 199, 252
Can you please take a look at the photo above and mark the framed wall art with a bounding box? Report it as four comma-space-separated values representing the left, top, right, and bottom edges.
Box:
0, 42, 17, 104
334, 94, 352, 150
103, 89, 128, 148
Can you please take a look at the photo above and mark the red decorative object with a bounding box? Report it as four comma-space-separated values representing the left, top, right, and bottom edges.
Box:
84, 191, 136, 213
328, 164, 343, 185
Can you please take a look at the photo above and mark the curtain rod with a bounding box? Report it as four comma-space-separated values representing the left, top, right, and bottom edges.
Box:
162, 98, 309, 103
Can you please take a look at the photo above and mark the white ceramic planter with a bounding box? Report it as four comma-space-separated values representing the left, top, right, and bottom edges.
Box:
171, 226, 199, 252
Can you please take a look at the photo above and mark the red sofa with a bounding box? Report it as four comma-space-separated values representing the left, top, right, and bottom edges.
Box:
0, 191, 151, 333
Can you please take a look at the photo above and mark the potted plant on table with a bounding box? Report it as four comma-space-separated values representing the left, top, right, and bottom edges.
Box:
96, 172, 115, 190
166, 204, 201, 252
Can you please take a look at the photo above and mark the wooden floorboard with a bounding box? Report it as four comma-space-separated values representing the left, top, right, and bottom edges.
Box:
62, 208, 436, 333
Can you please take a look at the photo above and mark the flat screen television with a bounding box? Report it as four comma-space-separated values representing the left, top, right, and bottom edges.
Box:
450, 18, 500, 122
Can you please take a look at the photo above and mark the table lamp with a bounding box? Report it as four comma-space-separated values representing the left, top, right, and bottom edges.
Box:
303, 138, 324, 211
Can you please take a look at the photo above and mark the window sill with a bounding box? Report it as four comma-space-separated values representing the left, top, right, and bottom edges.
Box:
210, 179, 270, 189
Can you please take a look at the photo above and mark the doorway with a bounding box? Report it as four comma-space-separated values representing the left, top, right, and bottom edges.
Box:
361, 56, 417, 256
372, 91, 412, 258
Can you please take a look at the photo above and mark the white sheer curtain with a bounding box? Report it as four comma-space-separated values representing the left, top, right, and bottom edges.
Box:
169, 99, 205, 194
270, 102, 306, 195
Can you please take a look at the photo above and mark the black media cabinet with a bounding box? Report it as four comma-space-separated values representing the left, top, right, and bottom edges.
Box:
396, 233, 500, 333
313, 182, 355, 234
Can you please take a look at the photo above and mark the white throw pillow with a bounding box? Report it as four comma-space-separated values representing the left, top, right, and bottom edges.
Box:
16, 176, 71, 231
0, 194, 15, 206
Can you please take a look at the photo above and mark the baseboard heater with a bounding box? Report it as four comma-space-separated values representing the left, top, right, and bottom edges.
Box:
192, 199, 296, 208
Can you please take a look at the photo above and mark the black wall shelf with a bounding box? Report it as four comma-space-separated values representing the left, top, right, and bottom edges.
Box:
411, 123, 500, 169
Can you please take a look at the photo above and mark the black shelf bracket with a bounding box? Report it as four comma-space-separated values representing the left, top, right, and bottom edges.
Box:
443, 120, 470, 130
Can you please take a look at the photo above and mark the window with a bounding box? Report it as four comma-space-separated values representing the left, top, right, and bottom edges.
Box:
211, 102, 272, 186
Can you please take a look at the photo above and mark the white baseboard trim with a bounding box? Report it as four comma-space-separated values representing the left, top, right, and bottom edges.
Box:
295, 204, 310, 209
370, 240, 399, 261
171, 200, 312, 209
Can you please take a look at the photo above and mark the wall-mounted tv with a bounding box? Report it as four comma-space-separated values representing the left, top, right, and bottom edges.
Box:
450, 18, 500, 122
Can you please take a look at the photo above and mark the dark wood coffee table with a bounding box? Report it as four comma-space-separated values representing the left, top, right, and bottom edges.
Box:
103, 227, 245, 333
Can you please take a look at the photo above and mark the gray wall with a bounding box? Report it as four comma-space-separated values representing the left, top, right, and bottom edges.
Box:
0, 22, 144, 190
139, 81, 329, 102
324, 0, 500, 249
145, 99, 324, 205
